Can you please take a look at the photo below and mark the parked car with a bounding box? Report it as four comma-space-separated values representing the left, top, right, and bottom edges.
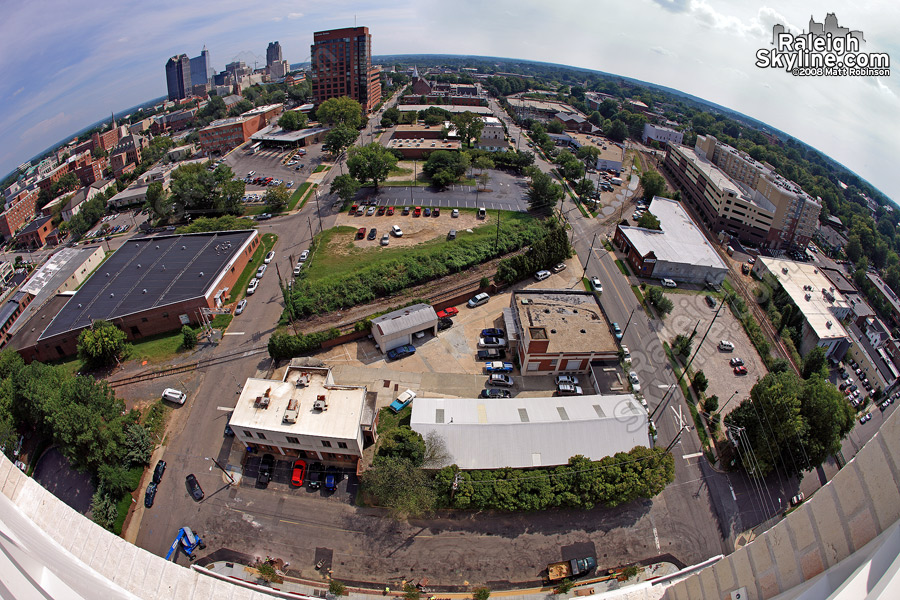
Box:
366, 206, 377, 216
479, 336, 507, 348
479, 388, 511, 399
730, 357, 744, 367
488, 374, 514, 387
152, 460, 167, 484
298, 250, 309, 261
436, 307, 458, 318
291, 459, 307, 487
402, 206, 411, 215
790, 493, 804, 507
367, 228, 378, 241
391, 224, 403, 237
552, 263, 567, 273
381, 233, 390, 246
264, 251, 275, 263
324, 468, 338, 492
144, 482, 158, 508
235, 299, 247, 315
185, 474, 204, 501
413, 206, 422, 217
447, 229, 456, 240
535, 270, 551, 281
477, 348, 506, 361
705, 295, 716, 308
467, 292, 490, 308
438, 317, 453, 331
307, 462, 323, 490
484, 361, 514, 373
556, 383, 584, 396
590, 277, 603, 293
247, 278, 259, 295
629, 371, 641, 392
257, 454, 275, 488
621, 346, 631, 361
452, 209, 459, 218
733, 365, 748, 375
162, 388, 186, 405
387, 206, 395, 216
718, 340, 735, 352
860, 413, 872, 424
356, 227, 366, 239
386, 344, 416, 360
612, 323, 623, 340
481, 328, 505, 338
377, 205, 386, 216
389, 389, 416, 413
224, 412, 234, 437
256, 264, 267, 278
661, 278, 677, 288
424, 207, 432, 217
556, 375, 580, 385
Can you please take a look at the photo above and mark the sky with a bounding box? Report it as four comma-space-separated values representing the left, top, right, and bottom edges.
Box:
1, 0, 898, 200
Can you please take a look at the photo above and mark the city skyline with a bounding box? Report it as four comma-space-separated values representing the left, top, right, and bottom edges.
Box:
0, 0, 898, 200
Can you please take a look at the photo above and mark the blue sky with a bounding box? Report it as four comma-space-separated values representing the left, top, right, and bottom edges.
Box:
1, 0, 898, 200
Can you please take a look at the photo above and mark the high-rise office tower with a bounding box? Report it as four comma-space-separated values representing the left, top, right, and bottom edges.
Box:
190, 45, 213, 87
310, 26, 381, 113
266, 41, 283, 68
165, 54, 192, 101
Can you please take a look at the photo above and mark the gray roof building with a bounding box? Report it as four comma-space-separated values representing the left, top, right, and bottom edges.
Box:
410, 394, 649, 470
371, 303, 438, 353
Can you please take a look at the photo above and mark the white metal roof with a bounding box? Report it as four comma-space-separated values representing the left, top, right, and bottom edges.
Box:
619, 197, 729, 270
372, 303, 437, 337
410, 394, 649, 470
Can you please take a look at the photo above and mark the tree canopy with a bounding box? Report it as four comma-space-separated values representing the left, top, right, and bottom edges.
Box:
526, 170, 564, 214
168, 163, 244, 217
77, 320, 131, 369
640, 170, 666, 201
315, 96, 364, 129
347, 143, 398, 190
330, 174, 361, 204
451, 111, 485, 148
323, 125, 359, 158
278, 110, 308, 131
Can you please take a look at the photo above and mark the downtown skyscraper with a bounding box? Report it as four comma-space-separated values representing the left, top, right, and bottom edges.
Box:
310, 27, 381, 112
165, 54, 191, 101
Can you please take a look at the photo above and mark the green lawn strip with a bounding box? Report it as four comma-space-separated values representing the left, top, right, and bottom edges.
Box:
603, 239, 614, 252
305, 212, 533, 282
389, 165, 413, 176
295, 184, 318, 211
631, 285, 646, 305
288, 182, 312, 210
112, 466, 144, 535
228, 233, 277, 303
313, 165, 331, 173
722, 278, 736, 296
615, 258, 632, 276
130, 330, 188, 364
581, 277, 592, 292
209, 314, 233, 330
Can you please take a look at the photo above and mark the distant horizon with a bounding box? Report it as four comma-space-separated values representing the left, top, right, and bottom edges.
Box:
5, 52, 889, 205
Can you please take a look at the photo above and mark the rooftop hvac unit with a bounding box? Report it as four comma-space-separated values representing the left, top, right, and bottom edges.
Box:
313, 395, 328, 411
826, 321, 833, 328
283, 398, 299, 423
254, 387, 272, 409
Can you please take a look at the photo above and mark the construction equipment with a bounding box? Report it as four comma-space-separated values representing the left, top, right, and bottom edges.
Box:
165, 527, 206, 561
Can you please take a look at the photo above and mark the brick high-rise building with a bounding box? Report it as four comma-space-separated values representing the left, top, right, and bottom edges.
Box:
310, 26, 381, 113
165, 54, 191, 101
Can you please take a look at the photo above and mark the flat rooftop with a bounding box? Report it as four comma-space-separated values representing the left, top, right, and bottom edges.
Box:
513, 290, 618, 355
230, 367, 366, 442
388, 138, 461, 151
396, 104, 493, 115
507, 98, 574, 113
410, 394, 648, 470
566, 132, 624, 162
619, 197, 728, 269
250, 125, 329, 143
204, 116, 251, 129
867, 272, 900, 315
39, 230, 256, 340
675, 145, 771, 212
759, 256, 850, 341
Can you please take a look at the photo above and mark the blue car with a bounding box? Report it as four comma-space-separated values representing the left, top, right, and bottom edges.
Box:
386, 344, 416, 360
484, 361, 514, 374
325, 468, 339, 492
612, 322, 623, 340
480, 328, 505, 338
389, 390, 416, 413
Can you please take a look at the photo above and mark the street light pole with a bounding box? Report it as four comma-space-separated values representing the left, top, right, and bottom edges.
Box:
718, 390, 742, 414
582, 232, 599, 280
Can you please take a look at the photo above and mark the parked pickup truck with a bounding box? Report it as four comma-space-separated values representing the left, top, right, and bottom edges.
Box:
546, 557, 598, 582
484, 361, 514, 374
389, 389, 416, 413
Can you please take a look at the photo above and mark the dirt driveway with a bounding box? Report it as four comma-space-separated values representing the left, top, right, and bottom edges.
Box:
656, 289, 768, 418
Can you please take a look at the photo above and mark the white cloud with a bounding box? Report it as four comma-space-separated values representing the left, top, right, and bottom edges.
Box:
20, 112, 74, 141
651, 46, 674, 57
288, 12, 304, 20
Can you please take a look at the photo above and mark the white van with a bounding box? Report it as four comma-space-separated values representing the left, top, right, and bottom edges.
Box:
467, 292, 490, 308
535, 270, 551, 281
718, 340, 735, 352
162, 388, 186, 404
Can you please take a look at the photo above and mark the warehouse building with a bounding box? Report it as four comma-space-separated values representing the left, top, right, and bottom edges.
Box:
17, 230, 258, 362
614, 197, 729, 285
410, 393, 649, 469
371, 303, 438, 353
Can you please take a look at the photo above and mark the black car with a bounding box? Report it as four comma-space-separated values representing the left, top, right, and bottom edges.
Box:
480, 328, 505, 338
144, 482, 158, 508
257, 454, 275, 488
307, 461, 324, 490
224, 411, 234, 437
438, 317, 453, 331
705, 295, 716, 308
185, 474, 204, 501
152, 460, 166, 484
367, 228, 377, 241
477, 348, 506, 361
401, 206, 410, 215
479, 388, 511, 399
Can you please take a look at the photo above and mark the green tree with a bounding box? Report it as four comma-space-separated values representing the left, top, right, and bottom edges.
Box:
451, 111, 485, 147
145, 182, 167, 219
347, 143, 398, 190
323, 125, 360, 158
181, 325, 198, 349
554, 579, 574, 595
546, 120, 565, 134
329, 580, 347, 596
97, 464, 133, 497
423, 150, 470, 180
330, 174, 361, 204
640, 170, 666, 201
431, 170, 457, 189
704, 395, 719, 413
278, 110, 308, 131
693, 370, 709, 393
573, 178, 595, 199
123, 423, 154, 467
637, 212, 661, 229
264, 184, 291, 212
377, 427, 426, 466
472, 587, 491, 600
77, 320, 130, 368
845, 235, 863, 263
607, 120, 628, 142
599, 98, 618, 118
361, 456, 436, 516
801, 346, 828, 379
672, 333, 692, 358
315, 96, 363, 129
404, 583, 420, 600
169, 163, 244, 217
526, 170, 564, 214
91, 490, 118, 530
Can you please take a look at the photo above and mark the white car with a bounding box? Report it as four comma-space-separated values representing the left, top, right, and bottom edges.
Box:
661, 278, 677, 288
366, 206, 377, 216
451, 209, 459, 218
161, 388, 186, 405
293, 265, 302, 276
391, 225, 403, 237
381, 233, 390, 246
234, 299, 247, 315
621, 346, 631, 361
299, 250, 309, 261
264, 251, 275, 264
256, 264, 267, 279
629, 371, 641, 393
590, 277, 603, 293
555, 375, 579, 385
535, 270, 551, 281
247, 278, 259, 295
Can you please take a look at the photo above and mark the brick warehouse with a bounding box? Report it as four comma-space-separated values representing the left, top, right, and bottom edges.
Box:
18, 230, 259, 363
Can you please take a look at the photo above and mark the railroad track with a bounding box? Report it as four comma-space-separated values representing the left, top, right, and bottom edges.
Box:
107, 345, 268, 388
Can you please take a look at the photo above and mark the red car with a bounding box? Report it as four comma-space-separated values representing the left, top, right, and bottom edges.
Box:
357, 227, 366, 239
350, 204, 358, 214
733, 366, 748, 376
436, 307, 459, 318
291, 459, 307, 487
386, 206, 395, 216
413, 206, 422, 217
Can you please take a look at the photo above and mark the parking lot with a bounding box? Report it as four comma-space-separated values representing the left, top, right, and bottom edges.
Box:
334, 207, 483, 249
79, 207, 147, 245
224, 142, 326, 195
656, 289, 767, 417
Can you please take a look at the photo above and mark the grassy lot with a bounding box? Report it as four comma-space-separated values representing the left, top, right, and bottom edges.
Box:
288, 182, 314, 211
615, 258, 632, 276
377, 405, 411, 434
130, 330, 188, 364
228, 233, 277, 303
209, 314, 233, 330
112, 465, 144, 535
313, 165, 331, 173
295, 183, 318, 211
305, 211, 535, 282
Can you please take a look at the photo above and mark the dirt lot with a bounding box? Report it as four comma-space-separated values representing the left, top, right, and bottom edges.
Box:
656, 289, 768, 418
334, 207, 480, 249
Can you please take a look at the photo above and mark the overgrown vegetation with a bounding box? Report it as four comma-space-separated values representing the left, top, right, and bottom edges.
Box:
495, 221, 571, 284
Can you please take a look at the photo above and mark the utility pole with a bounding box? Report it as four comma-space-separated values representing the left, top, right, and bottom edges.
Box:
494, 210, 501, 256
308, 216, 314, 243
582, 232, 599, 280
620, 306, 639, 338
314, 188, 323, 232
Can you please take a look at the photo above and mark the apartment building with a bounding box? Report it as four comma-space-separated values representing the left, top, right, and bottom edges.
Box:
475, 116, 508, 152
0, 189, 40, 239
310, 26, 382, 113
642, 123, 683, 146
198, 105, 282, 154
